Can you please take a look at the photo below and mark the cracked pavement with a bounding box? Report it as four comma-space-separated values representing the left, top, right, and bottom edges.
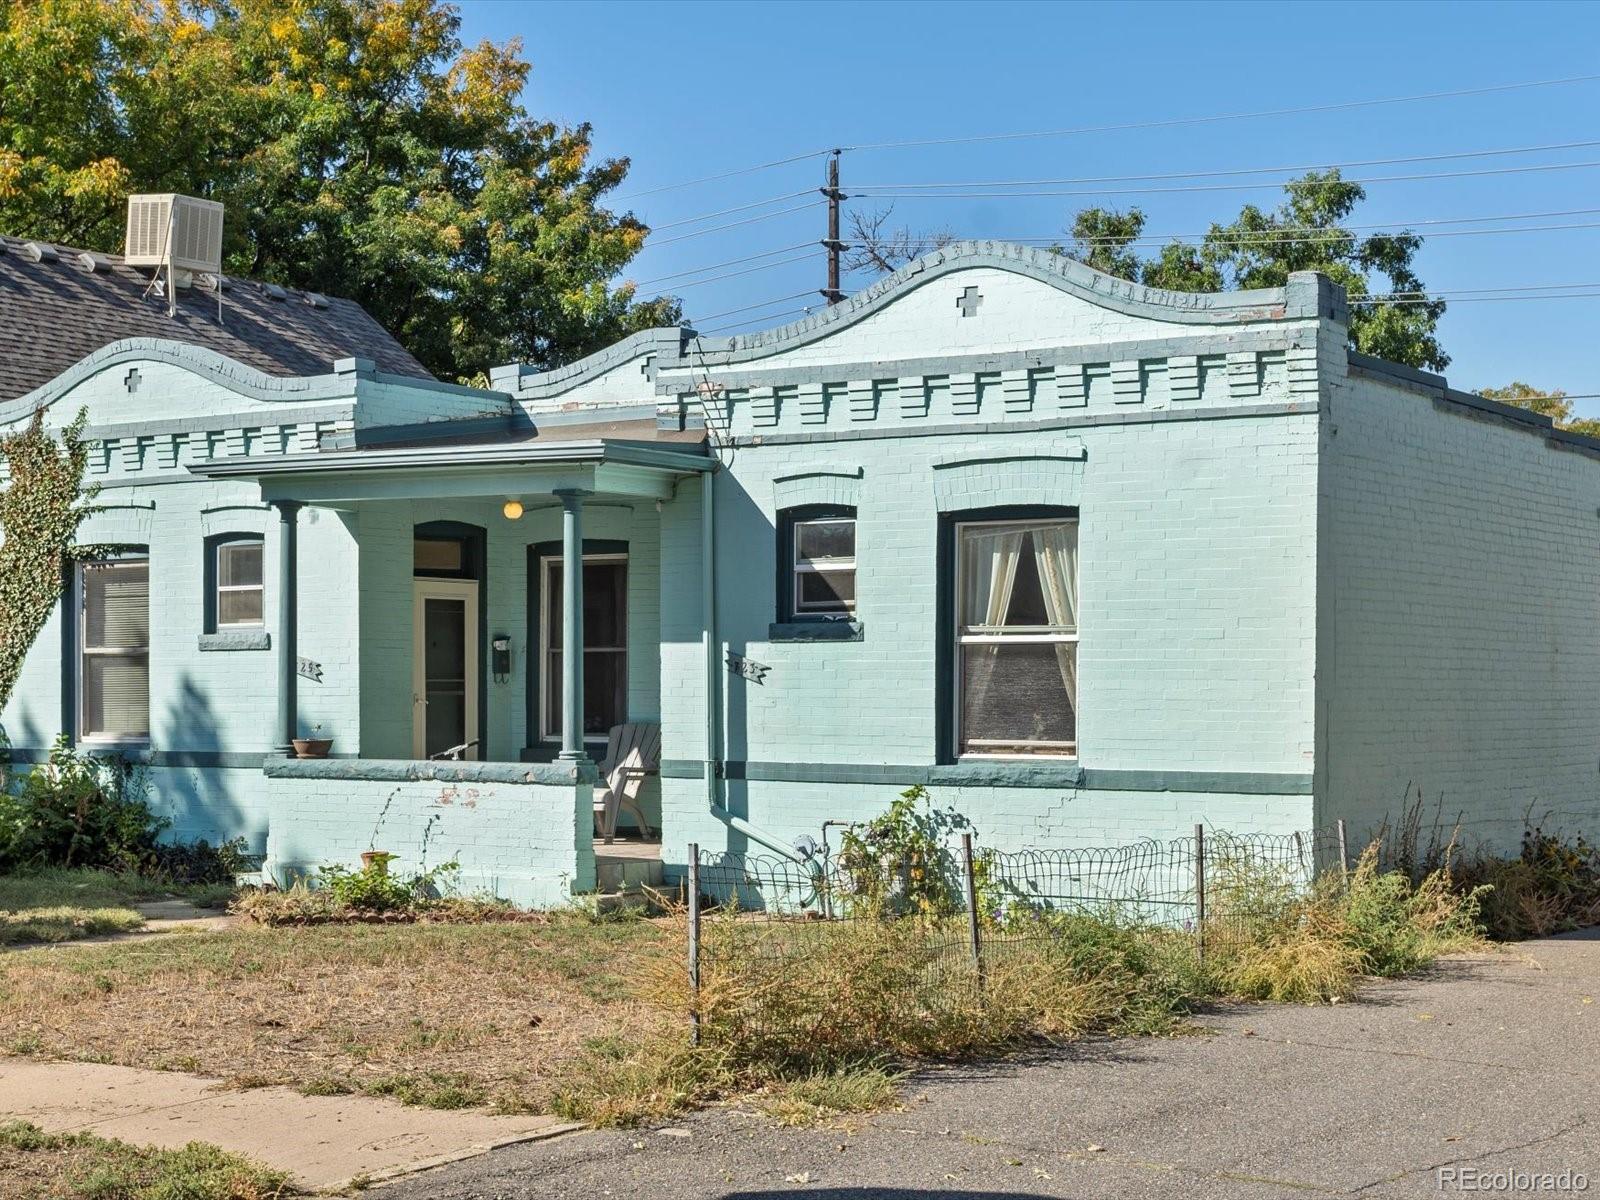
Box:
378, 930, 1599, 1199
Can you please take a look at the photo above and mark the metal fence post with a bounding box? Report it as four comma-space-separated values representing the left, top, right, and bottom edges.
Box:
960, 833, 984, 992
1193, 823, 1206, 966
686, 843, 701, 1047
1337, 818, 1350, 885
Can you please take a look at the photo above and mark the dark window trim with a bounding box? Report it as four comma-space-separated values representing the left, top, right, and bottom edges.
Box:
775, 503, 857, 624
524, 539, 629, 755
202, 532, 265, 634
935, 504, 1078, 765
414, 521, 489, 758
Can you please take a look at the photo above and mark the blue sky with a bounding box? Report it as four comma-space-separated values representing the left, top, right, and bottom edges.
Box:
460, 0, 1600, 413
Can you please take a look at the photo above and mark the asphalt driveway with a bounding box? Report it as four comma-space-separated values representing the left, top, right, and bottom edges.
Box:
379, 931, 1600, 1199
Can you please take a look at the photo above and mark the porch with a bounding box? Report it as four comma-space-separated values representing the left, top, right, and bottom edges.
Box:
194, 432, 713, 902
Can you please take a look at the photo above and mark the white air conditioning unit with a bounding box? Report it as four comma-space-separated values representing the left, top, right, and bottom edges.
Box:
124, 194, 224, 276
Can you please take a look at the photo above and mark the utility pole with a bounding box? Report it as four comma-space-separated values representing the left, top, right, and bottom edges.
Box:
820, 149, 845, 305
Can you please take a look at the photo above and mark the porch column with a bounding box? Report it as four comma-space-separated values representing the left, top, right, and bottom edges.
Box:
556, 489, 591, 761
271, 500, 302, 755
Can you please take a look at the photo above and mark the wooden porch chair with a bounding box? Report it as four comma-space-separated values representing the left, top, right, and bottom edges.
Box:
593, 722, 661, 843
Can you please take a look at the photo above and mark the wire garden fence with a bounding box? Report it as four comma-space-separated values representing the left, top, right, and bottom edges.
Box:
683, 821, 1351, 1048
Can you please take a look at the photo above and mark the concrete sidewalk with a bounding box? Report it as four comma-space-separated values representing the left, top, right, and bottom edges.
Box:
0, 1059, 580, 1194
380, 932, 1600, 1199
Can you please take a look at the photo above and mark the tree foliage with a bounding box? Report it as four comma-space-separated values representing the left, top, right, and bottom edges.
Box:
1478, 382, 1600, 438
1066, 171, 1448, 371
0, 0, 678, 381
0, 411, 95, 715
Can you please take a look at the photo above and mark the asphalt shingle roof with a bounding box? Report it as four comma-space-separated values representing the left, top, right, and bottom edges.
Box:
0, 235, 433, 402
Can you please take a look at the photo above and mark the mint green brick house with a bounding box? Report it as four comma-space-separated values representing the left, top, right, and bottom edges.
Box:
4, 214, 1596, 905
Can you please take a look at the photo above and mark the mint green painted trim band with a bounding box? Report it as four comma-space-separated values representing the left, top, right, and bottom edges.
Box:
263, 756, 598, 785
659, 758, 1312, 794
3, 748, 274, 769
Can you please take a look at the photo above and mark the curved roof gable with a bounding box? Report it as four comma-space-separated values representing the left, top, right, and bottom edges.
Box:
682, 240, 1343, 365
492, 240, 1345, 401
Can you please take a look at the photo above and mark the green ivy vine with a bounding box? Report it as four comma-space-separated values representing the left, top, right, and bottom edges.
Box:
0, 408, 97, 715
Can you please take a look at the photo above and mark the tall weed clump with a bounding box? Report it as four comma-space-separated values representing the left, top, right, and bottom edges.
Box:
1207, 845, 1483, 1003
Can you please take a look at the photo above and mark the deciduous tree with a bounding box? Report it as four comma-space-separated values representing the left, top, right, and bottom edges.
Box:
1478, 382, 1600, 438
0, 0, 678, 381
1066, 171, 1448, 370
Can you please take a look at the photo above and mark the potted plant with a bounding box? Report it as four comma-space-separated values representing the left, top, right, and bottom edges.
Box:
359, 850, 396, 874
292, 724, 334, 759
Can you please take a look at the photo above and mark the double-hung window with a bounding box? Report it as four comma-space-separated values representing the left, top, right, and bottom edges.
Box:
540, 554, 628, 743
954, 515, 1078, 757
213, 537, 264, 627
79, 558, 150, 742
781, 506, 857, 619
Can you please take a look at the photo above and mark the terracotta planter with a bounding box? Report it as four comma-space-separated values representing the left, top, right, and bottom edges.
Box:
292, 738, 333, 759
360, 850, 396, 875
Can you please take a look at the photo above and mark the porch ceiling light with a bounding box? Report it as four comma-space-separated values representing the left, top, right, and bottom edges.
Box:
502, 499, 524, 520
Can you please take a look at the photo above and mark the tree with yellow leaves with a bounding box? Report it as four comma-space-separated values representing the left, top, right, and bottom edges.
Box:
0, 0, 678, 380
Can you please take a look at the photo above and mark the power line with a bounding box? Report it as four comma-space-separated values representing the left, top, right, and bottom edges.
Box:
646, 200, 822, 247
1351, 292, 1600, 305
612, 149, 833, 203
654, 252, 821, 293
1056, 218, 1600, 252
851, 139, 1600, 191
852, 157, 1600, 201
842, 74, 1600, 152
635, 241, 816, 287
608, 75, 1600, 205
701, 305, 816, 335
690, 290, 819, 324
646, 190, 817, 232
1353, 281, 1600, 300
646, 210, 1600, 297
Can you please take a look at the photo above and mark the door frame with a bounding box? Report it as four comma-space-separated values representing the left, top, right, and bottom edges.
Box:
412, 578, 480, 760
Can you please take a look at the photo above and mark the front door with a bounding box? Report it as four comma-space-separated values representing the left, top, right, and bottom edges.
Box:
412, 579, 479, 759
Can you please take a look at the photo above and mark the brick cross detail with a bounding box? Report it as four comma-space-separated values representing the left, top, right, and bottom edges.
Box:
956, 286, 983, 317
123, 368, 141, 394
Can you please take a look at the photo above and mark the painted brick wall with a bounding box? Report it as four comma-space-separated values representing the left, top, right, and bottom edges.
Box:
1, 477, 359, 758
1319, 373, 1600, 851
707, 413, 1318, 771
654, 408, 1320, 859
263, 774, 592, 907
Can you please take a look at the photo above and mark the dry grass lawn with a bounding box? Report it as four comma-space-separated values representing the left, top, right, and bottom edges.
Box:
0, 1121, 293, 1200
0, 914, 675, 1113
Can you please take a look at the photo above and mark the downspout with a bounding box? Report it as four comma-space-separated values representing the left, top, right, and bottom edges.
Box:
699, 467, 813, 868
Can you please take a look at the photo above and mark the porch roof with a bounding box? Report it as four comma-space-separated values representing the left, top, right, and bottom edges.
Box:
189, 436, 714, 503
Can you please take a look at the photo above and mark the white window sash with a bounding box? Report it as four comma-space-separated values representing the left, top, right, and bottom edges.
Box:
214, 541, 265, 628
952, 517, 1079, 761
78, 559, 150, 744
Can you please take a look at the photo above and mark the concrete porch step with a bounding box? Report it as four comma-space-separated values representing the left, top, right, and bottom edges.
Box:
594, 839, 664, 897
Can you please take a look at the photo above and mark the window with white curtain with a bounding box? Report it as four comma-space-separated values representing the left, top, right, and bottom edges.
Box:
79, 558, 150, 742
954, 518, 1077, 757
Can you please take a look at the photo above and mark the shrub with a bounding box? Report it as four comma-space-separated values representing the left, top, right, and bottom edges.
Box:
230, 859, 533, 926
0, 738, 156, 873
1452, 825, 1600, 940
834, 785, 980, 919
